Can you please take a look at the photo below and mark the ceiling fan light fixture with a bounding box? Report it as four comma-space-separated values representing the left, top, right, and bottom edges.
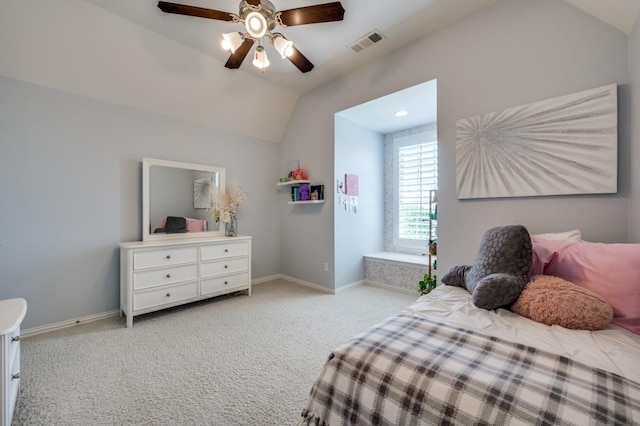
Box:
245, 11, 268, 38
157, 0, 346, 73
221, 32, 244, 53
253, 45, 270, 71
272, 34, 294, 58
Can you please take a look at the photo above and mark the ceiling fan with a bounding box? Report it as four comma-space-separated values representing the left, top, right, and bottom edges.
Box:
157, 0, 345, 73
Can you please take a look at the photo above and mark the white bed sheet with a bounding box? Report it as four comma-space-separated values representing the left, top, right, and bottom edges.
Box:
403, 285, 640, 384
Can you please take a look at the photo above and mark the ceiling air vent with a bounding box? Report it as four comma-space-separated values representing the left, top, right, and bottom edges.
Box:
350, 30, 385, 53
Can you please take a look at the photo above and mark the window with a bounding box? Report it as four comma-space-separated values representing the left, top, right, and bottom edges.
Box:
393, 132, 437, 251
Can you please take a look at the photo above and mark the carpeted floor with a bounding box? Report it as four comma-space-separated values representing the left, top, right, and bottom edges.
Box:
13, 279, 416, 425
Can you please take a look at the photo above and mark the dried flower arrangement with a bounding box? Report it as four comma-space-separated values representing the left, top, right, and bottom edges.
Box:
209, 185, 247, 225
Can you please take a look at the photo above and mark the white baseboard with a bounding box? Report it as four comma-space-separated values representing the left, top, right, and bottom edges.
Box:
281, 275, 334, 294
335, 280, 365, 294
252, 274, 283, 285
22, 309, 121, 337
365, 279, 420, 296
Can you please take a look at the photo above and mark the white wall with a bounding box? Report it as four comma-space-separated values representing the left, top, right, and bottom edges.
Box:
334, 117, 385, 289
280, 0, 631, 286
629, 15, 640, 241
0, 76, 281, 328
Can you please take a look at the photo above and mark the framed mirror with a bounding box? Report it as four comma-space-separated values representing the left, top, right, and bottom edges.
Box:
143, 158, 226, 241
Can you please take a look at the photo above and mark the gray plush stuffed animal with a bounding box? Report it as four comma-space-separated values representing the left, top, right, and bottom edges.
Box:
442, 225, 532, 309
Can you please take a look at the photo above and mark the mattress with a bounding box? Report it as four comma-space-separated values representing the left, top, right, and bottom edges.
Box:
403, 285, 640, 383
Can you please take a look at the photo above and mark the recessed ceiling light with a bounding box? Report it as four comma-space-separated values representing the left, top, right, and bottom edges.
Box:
395, 110, 408, 117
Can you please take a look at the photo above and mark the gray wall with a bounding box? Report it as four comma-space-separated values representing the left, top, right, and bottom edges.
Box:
334, 116, 385, 289
2, 0, 638, 328
279, 0, 631, 285
0, 76, 281, 328
630, 16, 640, 242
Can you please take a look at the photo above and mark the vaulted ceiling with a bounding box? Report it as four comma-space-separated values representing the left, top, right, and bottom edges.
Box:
83, 0, 640, 95
2, 0, 639, 142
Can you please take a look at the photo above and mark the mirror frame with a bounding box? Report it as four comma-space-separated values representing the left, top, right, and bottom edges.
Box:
142, 158, 226, 241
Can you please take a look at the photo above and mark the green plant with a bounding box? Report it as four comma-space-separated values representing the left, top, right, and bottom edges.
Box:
418, 273, 437, 295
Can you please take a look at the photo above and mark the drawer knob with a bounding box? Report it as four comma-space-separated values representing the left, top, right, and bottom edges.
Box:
11, 336, 20, 343
166, 274, 171, 278
224, 249, 228, 253
224, 281, 228, 285
166, 293, 171, 297
166, 255, 171, 259
12, 373, 20, 380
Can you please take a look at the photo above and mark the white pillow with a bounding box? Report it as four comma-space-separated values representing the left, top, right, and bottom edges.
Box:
532, 229, 582, 242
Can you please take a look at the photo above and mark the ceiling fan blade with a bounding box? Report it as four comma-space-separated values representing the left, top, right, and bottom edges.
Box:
287, 46, 314, 73
245, 0, 261, 6
157, 1, 236, 22
225, 38, 255, 69
277, 2, 345, 26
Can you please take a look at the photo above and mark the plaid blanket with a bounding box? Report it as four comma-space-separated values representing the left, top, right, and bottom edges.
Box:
299, 314, 640, 426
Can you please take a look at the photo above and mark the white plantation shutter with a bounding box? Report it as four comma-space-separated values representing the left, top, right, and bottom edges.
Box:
398, 141, 437, 241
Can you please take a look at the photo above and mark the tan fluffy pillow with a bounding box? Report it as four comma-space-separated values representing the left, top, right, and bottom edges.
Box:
512, 275, 613, 330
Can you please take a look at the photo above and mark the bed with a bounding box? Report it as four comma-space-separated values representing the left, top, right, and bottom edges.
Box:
299, 227, 640, 425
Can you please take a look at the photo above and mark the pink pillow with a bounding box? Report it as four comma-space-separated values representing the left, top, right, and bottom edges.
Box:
543, 241, 640, 335
513, 275, 613, 330
531, 241, 558, 276
186, 218, 205, 232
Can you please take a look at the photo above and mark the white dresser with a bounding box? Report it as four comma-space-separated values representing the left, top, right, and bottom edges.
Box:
120, 236, 251, 328
1, 298, 26, 426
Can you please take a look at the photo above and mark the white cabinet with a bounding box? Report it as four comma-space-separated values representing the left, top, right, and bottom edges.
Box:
1, 298, 27, 426
120, 236, 251, 328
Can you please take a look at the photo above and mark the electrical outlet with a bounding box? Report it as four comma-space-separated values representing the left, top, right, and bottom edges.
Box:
323, 262, 329, 272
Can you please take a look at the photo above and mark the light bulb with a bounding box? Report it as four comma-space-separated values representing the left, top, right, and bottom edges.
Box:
221, 32, 244, 53
249, 17, 261, 31
253, 45, 270, 71
245, 11, 267, 38
272, 35, 294, 59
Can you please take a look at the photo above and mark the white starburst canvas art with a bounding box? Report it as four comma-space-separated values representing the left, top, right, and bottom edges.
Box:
456, 84, 617, 199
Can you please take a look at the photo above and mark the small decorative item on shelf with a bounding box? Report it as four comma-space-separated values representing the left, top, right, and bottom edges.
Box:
429, 240, 437, 256
209, 184, 246, 237
299, 184, 310, 201
287, 160, 308, 181
310, 185, 324, 200
288, 167, 308, 181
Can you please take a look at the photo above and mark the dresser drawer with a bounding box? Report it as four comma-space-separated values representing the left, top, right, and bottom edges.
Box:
7, 327, 20, 372
200, 257, 248, 278
8, 346, 20, 421
133, 281, 198, 311
134, 264, 198, 290
134, 246, 198, 270
201, 241, 249, 261
201, 272, 249, 295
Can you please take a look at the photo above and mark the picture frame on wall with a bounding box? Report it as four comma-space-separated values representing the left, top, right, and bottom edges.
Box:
345, 174, 359, 195
194, 177, 213, 208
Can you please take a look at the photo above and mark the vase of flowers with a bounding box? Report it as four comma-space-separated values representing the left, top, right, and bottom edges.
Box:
225, 214, 238, 237
209, 185, 246, 237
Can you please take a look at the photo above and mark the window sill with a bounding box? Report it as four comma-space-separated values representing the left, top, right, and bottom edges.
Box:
364, 251, 432, 267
